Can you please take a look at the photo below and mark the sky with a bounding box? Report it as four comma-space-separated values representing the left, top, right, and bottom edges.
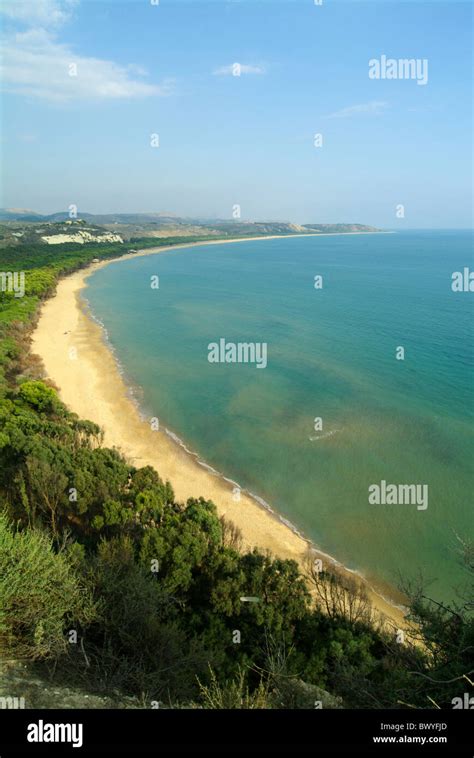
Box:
0, 0, 472, 227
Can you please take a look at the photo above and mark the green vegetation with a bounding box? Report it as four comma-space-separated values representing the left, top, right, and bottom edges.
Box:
0, 235, 472, 709
0, 513, 97, 661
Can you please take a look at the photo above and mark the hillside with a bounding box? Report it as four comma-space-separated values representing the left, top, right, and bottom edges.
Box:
0, 210, 384, 250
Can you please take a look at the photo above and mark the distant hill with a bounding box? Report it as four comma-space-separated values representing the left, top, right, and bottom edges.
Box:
0, 210, 383, 249
0, 210, 186, 224
0, 209, 383, 231
0, 208, 44, 222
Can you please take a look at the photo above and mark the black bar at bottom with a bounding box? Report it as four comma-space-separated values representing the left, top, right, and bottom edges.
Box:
0, 709, 472, 755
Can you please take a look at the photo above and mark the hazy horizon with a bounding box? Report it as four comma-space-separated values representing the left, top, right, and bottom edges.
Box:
1, 206, 473, 231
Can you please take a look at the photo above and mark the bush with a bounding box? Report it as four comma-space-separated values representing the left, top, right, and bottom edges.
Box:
0, 512, 96, 660
74, 536, 212, 702
18, 380, 61, 413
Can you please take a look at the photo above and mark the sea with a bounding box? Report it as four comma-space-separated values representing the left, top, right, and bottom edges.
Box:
85, 229, 473, 604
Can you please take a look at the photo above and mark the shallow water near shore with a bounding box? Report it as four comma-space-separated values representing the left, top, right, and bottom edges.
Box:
85, 230, 473, 603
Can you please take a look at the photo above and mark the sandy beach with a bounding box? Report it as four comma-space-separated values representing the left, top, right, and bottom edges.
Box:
31, 233, 406, 630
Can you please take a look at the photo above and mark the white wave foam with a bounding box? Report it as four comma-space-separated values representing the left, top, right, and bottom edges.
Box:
309, 428, 342, 442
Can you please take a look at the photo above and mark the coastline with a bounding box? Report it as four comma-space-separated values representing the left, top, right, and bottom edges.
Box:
31, 232, 407, 631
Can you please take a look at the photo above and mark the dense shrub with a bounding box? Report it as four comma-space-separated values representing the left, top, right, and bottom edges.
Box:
0, 512, 96, 660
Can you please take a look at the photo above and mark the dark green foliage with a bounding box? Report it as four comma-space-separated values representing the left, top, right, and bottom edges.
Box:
398, 556, 474, 709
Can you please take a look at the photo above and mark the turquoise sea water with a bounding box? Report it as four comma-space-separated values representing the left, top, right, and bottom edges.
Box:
85, 230, 473, 603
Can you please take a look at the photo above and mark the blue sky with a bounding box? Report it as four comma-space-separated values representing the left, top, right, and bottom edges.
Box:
1, 0, 472, 227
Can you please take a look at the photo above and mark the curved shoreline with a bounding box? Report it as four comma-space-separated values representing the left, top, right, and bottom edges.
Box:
31, 232, 407, 630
